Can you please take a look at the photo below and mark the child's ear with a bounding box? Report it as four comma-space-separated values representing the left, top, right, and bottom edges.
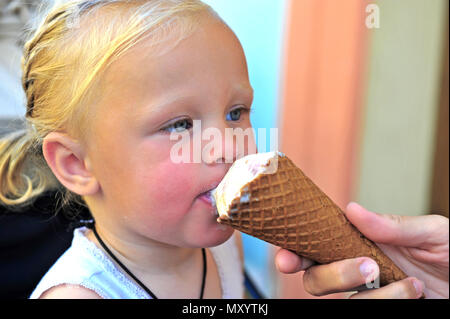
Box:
42, 132, 99, 196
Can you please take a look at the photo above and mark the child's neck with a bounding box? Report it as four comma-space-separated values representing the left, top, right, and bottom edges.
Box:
81, 198, 213, 298
86, 224, 199, 275
82, 197, 200, 275
86, 225, 209, 298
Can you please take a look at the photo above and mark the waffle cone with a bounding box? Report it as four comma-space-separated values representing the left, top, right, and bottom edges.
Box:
217, 154, 407, 286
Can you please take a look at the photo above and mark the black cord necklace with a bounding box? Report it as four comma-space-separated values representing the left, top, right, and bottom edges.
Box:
90, 224, 207, 299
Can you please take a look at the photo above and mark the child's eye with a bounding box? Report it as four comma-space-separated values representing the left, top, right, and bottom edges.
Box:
226, 107, 249, 122
161, 118, 193, 133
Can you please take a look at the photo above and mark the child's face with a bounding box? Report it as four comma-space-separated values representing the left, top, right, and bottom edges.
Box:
86, 16, 255, 247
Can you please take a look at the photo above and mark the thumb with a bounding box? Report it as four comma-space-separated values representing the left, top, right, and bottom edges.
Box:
344, 202, 430, 247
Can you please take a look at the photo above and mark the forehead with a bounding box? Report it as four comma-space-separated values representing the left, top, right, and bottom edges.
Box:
98, 15, 250, 109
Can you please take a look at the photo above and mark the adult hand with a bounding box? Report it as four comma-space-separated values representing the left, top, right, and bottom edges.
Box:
274, 202, 449, 299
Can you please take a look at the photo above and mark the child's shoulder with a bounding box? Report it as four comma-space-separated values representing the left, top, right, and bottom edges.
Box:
40, 284, 102, 299
29, 227, 104, 298
30, 227, 151, 299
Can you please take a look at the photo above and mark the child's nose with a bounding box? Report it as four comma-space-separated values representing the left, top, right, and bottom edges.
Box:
201, 125, 247, 165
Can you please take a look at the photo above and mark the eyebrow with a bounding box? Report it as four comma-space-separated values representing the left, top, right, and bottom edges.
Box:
135, 93, 194, 120
134, 84, 254, 123
235, 84, 254, 99
150, 94, 193, 113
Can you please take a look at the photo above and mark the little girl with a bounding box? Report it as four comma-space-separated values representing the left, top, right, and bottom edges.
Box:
1, 0, 252, 299
1, 0, 442, 299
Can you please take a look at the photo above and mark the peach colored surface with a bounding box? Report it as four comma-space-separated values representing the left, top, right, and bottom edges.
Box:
278, 0, 369, 298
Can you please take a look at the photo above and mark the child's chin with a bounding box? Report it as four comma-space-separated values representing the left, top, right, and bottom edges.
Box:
199, 225, 235, 247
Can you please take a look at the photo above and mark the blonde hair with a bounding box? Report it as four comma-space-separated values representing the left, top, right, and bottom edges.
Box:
0, 0, 218, 211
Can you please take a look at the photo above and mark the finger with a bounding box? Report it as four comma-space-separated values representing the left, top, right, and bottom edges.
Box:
302, 257, 379, 296
274, 248, 315, 273
349, 277, 424, 299
344, 202, 433, 247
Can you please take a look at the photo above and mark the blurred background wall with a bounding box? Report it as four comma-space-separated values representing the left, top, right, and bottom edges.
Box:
356, 0, 448, 217
1, 0, 448, 298
277, 0, 448, 298
0, 0, 33, 119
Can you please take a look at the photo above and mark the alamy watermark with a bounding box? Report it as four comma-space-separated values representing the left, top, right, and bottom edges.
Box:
65, 4, 81, 29
366, 3, 380, 29
65, 2, 380, 30
169, 120, 279, 164
365, 275, 381, 289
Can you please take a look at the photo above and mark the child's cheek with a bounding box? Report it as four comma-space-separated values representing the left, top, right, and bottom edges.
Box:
143, 160, 197, 218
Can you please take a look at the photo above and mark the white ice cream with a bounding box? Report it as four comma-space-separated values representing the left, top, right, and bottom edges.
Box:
212, 151, 285, 219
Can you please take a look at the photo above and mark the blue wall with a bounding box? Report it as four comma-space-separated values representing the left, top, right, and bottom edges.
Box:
203, 0, 287, 297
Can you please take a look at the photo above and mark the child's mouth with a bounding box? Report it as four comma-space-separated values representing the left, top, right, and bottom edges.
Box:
198, 190, 213, 205
197, 189, 219, 217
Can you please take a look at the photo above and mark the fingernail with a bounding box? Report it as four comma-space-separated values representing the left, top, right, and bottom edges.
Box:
347, 202, 361, 209
359, 260, 377, 279
411, 278, 424, 298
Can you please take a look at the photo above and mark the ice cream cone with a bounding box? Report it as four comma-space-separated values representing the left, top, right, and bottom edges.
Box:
214, 152, 407, 287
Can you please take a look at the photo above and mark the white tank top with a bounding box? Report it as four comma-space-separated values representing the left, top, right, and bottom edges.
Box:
29, 227, 244, 299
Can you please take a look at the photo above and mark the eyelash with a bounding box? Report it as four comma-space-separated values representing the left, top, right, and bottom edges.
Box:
160, 106, 253, 134
161, 118, 193, 134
